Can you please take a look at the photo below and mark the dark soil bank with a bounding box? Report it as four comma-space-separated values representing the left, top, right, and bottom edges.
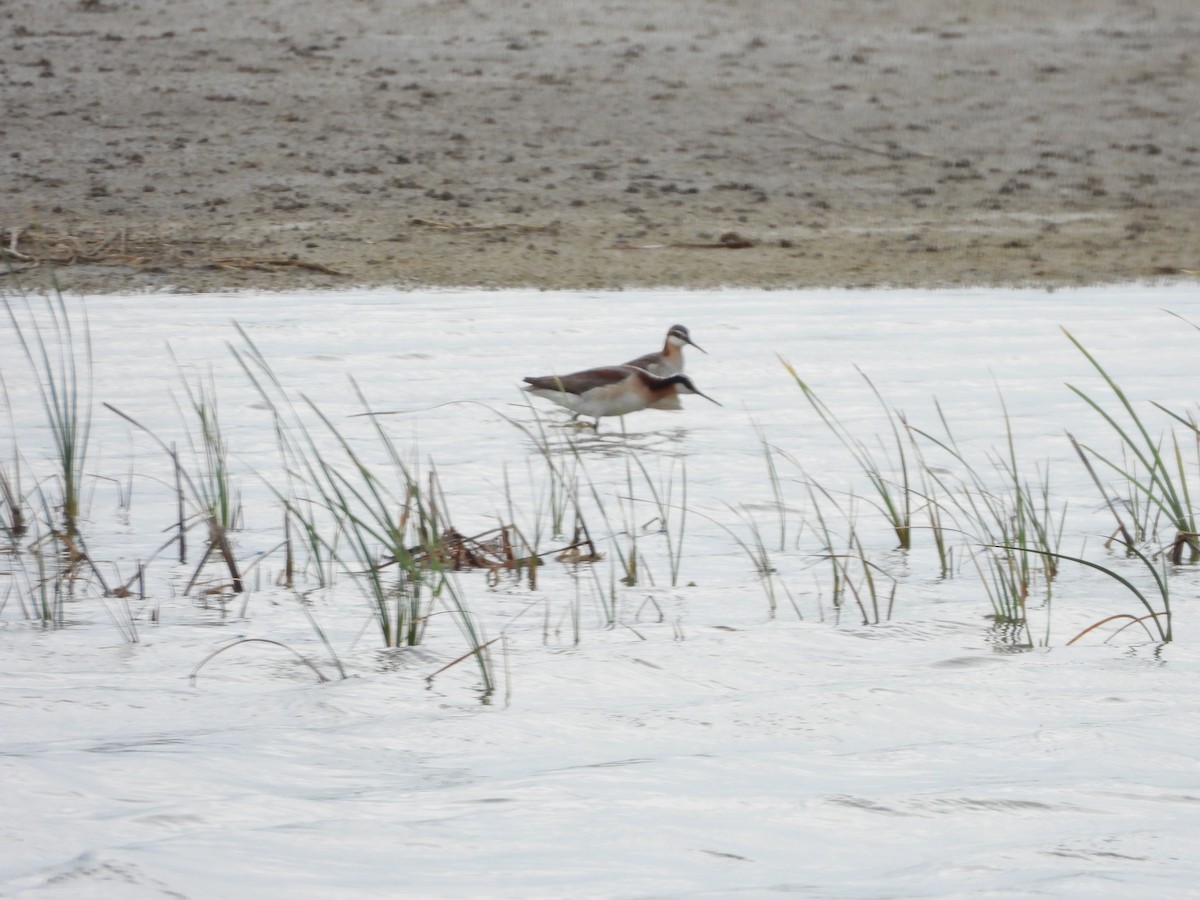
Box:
3, 0, 1197, 293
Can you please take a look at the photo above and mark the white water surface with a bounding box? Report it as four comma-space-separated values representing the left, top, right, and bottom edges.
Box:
3, 284, 1200, 897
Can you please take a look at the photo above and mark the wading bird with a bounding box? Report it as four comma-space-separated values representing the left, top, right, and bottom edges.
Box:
522, 364, 720, 429
623, 324, 705, 376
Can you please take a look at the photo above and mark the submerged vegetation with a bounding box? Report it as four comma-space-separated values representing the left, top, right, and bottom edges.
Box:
1, 282, 1197, 699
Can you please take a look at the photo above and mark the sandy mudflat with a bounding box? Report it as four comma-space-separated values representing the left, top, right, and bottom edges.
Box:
3, 0, 1198, 294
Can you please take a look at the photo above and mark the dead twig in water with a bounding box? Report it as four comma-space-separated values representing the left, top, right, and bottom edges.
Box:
2, 225, 188, 269
615, 231, 756, 251
778, 123, 944, 162
425, 636, 503, 686
210, 256, 344, 276
409, 217, 559, 234
190, 638, 330, 684
5, 227, 34, 260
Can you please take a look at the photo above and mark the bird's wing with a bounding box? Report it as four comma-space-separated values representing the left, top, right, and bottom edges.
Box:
523, 366, 632, 395
622, 350, 660, 371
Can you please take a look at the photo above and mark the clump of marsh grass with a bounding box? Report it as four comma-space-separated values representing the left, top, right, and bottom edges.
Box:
562, 455, 633, 622
102, 401, 245, 595
1064, 328, 1199, 564
756, 425, 789, 552
98, 563, 142, 644
172, 369, 242, 595
803, 482, 843, 616
0, 285, 118, 625
2, 286, 92, 539
508, 407, 641, 627
899, 411, 954, 579
172, 362, 240, 534
499, 461, 553, 589
12, 480, 117, 626
911, 394, 1063, 640
271, 455, 336, 590
0, 463, 23, 543
1067, 433, 1140, 549
0, 377, 28, 542
727, 503, 780, 614
624, 453, 689, 587
998, 539, 1172, 645
781, 359, 912, 550
511, 403, 584, 544
503, 404, 710, 634
173, 366, 245, 595
802, 483, 896, 625
231, 326, 495, 696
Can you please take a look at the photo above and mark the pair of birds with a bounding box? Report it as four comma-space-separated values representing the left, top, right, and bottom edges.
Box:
522, 324, 720, 429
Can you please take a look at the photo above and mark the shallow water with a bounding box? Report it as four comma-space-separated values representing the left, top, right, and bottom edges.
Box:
3, 284, 1200, 897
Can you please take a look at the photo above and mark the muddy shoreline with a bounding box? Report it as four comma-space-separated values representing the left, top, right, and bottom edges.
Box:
4, 1, 1197, 295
